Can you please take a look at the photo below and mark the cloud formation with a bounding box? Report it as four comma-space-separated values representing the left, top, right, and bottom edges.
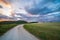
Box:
0, 0, 60, 22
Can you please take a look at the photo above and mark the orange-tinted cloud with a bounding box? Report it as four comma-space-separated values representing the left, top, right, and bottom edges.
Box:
0, 0, 9, 4
0, 0, 11, 7
0, 0, 13, 16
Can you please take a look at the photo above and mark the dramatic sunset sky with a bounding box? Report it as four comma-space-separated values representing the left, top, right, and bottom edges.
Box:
0, 0, 60, 22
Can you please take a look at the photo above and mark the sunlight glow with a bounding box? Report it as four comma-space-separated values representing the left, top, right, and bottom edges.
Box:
0, 0, 12, 16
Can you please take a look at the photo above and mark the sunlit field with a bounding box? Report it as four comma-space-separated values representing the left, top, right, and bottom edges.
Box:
0, 21, 27, 36
24, 22, 60, 40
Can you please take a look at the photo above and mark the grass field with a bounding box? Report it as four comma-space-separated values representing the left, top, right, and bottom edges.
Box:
0, 21, 27, 36
24, 22, 60, 40
0, 23, 18, 36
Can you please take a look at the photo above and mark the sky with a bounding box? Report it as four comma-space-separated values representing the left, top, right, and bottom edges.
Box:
0, 0, 60, 22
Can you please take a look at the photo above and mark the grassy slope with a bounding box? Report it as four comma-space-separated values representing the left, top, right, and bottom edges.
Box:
24, 23, 60, 40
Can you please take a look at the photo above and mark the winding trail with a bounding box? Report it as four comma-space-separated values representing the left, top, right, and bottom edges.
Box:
0, 24, 39, 40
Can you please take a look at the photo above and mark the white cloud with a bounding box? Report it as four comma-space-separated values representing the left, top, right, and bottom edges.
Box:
26, 14, 40, 17
45, 11, 60, 16
46, 2, 60, 11
42, 11, 60, 21
14, 8, 40, 17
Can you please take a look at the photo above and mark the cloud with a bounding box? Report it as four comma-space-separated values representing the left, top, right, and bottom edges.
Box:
0, 0, 60, 22
4, 0, 60, 15
38, 11, 60, 22
0, 5, 3, 8
0, 14, 8, 18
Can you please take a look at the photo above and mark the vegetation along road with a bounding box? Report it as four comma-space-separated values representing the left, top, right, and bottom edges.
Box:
24, 23, 60, 40
0, 24, 39, 40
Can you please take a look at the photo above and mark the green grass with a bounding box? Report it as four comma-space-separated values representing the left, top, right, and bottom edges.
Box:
0, 21, 27, 36
24, 22, 60, 40
0, 23, 18, 36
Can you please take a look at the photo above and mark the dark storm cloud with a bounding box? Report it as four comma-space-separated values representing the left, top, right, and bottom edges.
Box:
0, 5, 3, 8
25, 0, 60, 15
0, 14, 8, 18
